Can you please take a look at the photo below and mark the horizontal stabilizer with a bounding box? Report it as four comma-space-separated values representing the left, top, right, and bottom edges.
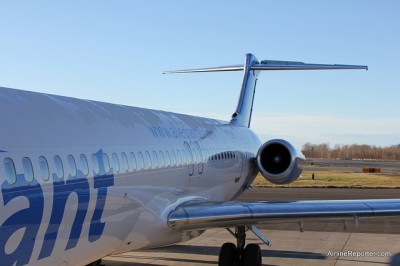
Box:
163, 60, 367, 74
162, 65, 244, 74
254, 60, 368, 71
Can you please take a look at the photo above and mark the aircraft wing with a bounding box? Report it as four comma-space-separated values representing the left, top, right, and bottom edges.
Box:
168, 199, 400, 231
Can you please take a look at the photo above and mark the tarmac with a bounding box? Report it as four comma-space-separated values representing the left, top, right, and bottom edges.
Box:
102, 188, 400, 266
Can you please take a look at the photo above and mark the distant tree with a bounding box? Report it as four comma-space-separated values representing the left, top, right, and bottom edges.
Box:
301, 143, 400, 160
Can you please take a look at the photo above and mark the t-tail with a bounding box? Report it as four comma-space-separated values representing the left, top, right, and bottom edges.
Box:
163, 53, 367, 127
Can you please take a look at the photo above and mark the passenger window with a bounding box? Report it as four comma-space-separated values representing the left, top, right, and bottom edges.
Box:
144, 151, 152, 169
130, 152, 137, 171
80, 154, 89, 176
91, 154, 100, 175
170, 150, 176, 166
152, 151, 158, 168
165, 150, 171, 167
121, 152, 129, 172
54, 155, 64, 179
67, 155, 77, 177
192, 148, 198, 164
176, 150, 182, 166
193, 142, 203, 163
4, 158, 17, 184
103, 153, 110, 174
181, 149, 187, 165
158, 151, 165, 168
22, 157, 34, 182
39, 156, 50, 181
184, 142, 193, 164
112, 153, 120, 172
203, 149, 208, 162
137, 152, 144, 170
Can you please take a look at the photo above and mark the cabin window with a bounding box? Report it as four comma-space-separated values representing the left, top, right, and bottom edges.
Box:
192, 142, 203, 163
170, 150, 176, 166
39, 156, 50, 181
67, 155, 77, 177
91, 154, 100, 175
54, 155, 64, 179
121, 152, 129, 172
130, 152, 137, 171
181, 149, 187, 165
102, 153, 110, 174
22, 157, 34, 182
203, 149, 208, 162
192, 148, 198, 164
199, 148, 204, 163
137, 152, 144, 170
112, 153, 120, 173
144, 151, 152, 169
176, 150, 182, 166
165, 150, 171, 167
158, 151, 165, 168
80, 154, 89, 176
4, 158, 17, 184
152, 151, 158, 168
184, 142, 193, 164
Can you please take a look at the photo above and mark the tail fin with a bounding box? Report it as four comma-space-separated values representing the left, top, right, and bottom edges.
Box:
163, 53, 367, 127
231, 53, 260, 127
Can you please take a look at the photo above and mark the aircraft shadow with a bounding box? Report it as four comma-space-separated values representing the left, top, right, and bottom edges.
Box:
104, 245, 326, 266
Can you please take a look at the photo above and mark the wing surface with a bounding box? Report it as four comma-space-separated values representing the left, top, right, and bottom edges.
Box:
168, 199, 400, 231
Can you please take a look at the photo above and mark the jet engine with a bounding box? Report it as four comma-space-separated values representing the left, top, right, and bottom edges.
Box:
256, 139, 305, 184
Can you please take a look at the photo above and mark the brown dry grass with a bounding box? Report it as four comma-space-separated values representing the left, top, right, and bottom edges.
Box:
253, 171, 400, 188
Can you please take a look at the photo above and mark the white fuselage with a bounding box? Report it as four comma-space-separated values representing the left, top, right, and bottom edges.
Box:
0, 87, 260, 265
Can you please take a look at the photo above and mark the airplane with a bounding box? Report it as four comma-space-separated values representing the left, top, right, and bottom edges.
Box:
0, 53, 399, 266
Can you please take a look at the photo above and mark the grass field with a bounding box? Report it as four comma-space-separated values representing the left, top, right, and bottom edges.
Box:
252, 171, 400, 188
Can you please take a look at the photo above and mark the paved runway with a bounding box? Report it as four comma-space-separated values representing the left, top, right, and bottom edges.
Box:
103, 188, 400, 265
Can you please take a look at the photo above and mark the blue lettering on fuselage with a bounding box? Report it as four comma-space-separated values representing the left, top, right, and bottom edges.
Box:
0, 150, 114, 265
0, 174, 44, 266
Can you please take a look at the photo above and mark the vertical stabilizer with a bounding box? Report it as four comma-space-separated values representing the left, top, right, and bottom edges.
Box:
230, 54, 260, 127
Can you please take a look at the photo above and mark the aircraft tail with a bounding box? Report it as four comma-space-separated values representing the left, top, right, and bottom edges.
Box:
163, 53, 367, 128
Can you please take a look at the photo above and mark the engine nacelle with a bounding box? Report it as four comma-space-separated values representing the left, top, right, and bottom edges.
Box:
256, 139, 305, 184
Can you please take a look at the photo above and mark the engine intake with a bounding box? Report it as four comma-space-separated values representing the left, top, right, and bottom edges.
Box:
256, 139, 304, 184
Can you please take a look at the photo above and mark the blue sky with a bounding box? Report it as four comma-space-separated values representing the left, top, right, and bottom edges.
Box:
0, 1, 399, 148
